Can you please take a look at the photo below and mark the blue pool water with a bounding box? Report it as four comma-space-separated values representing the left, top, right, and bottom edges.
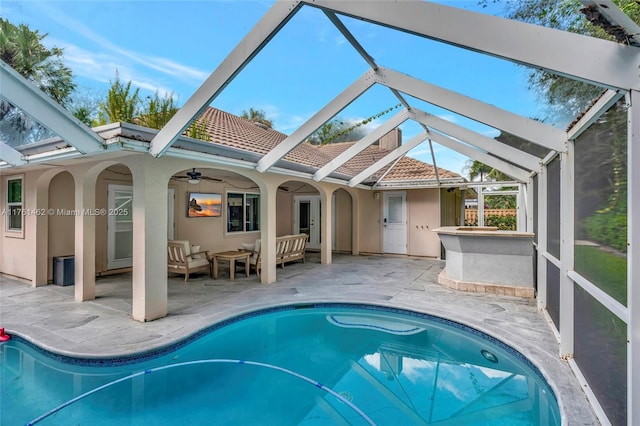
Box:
1, 304, 560, 425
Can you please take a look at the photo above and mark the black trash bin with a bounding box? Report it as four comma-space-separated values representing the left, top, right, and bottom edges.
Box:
53, 256, 74, 286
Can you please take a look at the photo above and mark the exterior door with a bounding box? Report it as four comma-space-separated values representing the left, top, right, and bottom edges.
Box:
107, 185, 134, 269
107, 186, 175, 269
294, 195, 321, 250
383, 191, 407, 254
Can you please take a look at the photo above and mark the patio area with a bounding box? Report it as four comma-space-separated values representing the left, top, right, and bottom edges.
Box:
1, 253, 597, 423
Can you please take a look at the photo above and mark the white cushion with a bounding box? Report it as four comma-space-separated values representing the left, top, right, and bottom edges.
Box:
191, 245, 202, 259
187, 258, 210, 268
241, 242, 255, 251
252, 239, 261, 260
171, 240, 191, 255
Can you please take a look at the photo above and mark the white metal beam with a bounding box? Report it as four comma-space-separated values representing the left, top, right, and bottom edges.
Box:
313, 109, 410, 181
256, 69, 377, 172
628, 89, 640, 426
581, 0, 640, 46
348, 131, 429, 187
568, 89, 625, 140
409, 108, 541, 171
375, 67, 566, 152
0, 141, 25, 166
0, 61, 105, 154
150, 0, 303, 157
304, 0, 640, 90
324, 11, 378, 69
426, 130, 531, 182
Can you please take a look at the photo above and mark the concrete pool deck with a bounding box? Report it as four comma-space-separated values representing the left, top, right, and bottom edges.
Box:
0, 253, 598, 424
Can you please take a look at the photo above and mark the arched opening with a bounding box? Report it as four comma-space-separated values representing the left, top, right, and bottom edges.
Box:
278, 180, 321, 250
332, 188, 354, 254
47, 171, 75, 284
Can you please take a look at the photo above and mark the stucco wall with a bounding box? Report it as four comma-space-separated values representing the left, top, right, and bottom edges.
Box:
47, 172, 75, 280
333, 189, 353, 252
407, 189, 441, 257
358, 189, 382, 253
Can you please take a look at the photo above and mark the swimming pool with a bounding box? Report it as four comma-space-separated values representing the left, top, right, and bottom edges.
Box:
1, 304, 560, 425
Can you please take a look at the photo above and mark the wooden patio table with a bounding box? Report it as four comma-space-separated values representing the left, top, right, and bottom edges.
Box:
209, 250, 251, 281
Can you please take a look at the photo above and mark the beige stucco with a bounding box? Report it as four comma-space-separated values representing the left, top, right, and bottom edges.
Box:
1, 152, 450, 321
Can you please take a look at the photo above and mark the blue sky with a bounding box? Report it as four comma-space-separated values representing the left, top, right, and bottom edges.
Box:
3, 0, 552, 176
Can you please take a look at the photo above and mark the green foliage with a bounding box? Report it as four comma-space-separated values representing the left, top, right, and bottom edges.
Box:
0, 18, 75, 144
481, 0, 640, 123
0, 18, 75, 106
308, 104, 401, 145
241, 108, 273, 128
575, 101, 627, 251
574, 245, 627, 305
485, 214, 517, 230
138, 91, 179, 130
187, 118, 210, 142
583, 198, 627, 252
96, 72, 140, 125
485, 194, 517, 209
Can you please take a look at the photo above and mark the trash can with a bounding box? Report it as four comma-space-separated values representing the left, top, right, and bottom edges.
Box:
53, 256, 74, 286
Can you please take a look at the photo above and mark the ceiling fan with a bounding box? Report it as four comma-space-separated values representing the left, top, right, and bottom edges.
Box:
172, 168, 222, 184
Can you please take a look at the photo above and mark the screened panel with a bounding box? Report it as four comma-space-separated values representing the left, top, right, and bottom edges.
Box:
574, 100, 627, 305
245, 194, 260, 232
546, 156, 561, 259
546, 262, 560, 330
533, 174, 538, 244
574, 286, 627, 426
0, 97, 57, 147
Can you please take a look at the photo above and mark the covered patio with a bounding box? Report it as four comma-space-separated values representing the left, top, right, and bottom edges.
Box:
1, 1, 637, 423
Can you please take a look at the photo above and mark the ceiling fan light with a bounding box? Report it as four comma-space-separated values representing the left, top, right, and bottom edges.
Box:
187, 178, 200, 185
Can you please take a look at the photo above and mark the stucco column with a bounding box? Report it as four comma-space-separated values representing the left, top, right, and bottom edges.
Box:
74, 171, 96, 301
32, 171, 50, 287
320, 190, 332, 265
260, 182, 277, 284
351, 191, 360, 255
130, 156, 168, 321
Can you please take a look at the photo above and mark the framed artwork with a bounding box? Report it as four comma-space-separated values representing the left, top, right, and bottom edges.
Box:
187, 193, 222, 217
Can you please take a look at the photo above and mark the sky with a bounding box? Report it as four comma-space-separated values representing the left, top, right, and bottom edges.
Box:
2, 0, 558, 177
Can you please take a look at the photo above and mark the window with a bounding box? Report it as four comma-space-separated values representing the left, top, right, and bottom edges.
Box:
227, 192, 260, 233
5, 176, 23, 232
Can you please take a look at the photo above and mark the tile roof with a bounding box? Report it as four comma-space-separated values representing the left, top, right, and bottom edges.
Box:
197, 107, 463, 184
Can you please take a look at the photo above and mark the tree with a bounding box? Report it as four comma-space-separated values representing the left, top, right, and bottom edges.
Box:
96, 72, 141, 125
0, 18, 75, 145
307, 104, 401, 145
241, 108, 273, 128
465, 160, 494, 182
137, 91, 179, 130
481, 0, 640, 123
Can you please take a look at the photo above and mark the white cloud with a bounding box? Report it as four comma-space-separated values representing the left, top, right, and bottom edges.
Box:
43, 5, 208, 94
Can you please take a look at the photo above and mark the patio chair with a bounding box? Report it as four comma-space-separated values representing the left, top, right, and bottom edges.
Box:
167, 240, 211, 282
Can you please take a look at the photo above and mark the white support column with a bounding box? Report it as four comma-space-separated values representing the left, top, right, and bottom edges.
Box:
477, 186, 484, 227
537, 166, 548, 310
320, 190, 333, 265
517, 183, 526, 232
130, 156, 168, 321
260, 183, 278, 284
559, 147, 575, 357
627, 90, 640, 426
74, 173, 97, 302
525, 178, 535, 233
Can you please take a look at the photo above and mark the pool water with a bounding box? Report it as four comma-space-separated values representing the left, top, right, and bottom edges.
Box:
1, 304, 560, 425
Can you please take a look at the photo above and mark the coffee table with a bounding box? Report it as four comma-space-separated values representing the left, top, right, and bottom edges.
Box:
210, 250, 251, 281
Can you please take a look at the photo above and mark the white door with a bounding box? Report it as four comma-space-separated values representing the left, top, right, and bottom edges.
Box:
107, 185, 133, 269
383, 191, 407, 254
294, 195, 321, 250
107, 186, 175, 270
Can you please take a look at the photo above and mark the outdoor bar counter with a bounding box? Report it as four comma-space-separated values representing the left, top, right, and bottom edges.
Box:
433, 226, 535, 298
